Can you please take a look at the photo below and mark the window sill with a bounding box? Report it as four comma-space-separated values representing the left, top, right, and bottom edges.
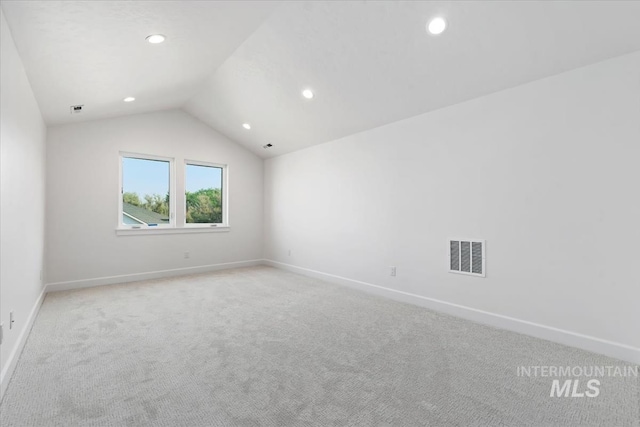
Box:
116, 226, 230, 236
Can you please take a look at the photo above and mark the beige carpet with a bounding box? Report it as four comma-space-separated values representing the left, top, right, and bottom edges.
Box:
1, 266, 638, 426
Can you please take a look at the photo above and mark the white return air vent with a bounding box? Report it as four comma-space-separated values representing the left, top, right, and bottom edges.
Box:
449, 239, 485, 277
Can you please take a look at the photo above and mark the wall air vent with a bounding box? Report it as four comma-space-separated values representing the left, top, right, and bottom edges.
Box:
70, 104, 84, 114
449, 239, 485, 277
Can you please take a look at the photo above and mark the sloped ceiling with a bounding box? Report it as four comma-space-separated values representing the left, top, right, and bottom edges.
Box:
3, 1, 640, 158
0, 1, 279, 125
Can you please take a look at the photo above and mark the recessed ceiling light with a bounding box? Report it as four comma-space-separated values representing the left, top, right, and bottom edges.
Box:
123, 97, 135, 102
242, 123, 251, 130
302, 89, 314, 99
427, 17, 447, 35
145, 34, 166, 44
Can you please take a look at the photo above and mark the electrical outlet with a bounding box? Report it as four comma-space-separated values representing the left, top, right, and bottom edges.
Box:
9, 311, 15, 329
288, 249, 291, 256
184, 252, 190, 259
390, 266, 396, 277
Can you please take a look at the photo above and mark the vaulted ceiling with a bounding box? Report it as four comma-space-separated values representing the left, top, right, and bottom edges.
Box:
3, 1, 640, 158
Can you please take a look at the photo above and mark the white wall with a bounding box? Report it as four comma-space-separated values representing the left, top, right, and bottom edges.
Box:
0, 9, 47, 399
264, 51, 640, 361
46, 110, 263, 286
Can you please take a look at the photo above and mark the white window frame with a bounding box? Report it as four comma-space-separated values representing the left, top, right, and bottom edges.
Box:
184, 160, 229, 228
118, 152, 176, 230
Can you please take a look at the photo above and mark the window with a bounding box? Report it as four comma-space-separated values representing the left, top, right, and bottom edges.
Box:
185, 161, 226, 226
120, 153, 174, 228
118, 152, 228, 234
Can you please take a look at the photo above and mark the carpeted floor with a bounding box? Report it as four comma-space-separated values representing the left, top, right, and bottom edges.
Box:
0, 266, 638, 426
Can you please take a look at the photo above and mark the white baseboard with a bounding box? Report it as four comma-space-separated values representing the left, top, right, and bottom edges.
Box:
45, 259, 263, 293
263, 259, 640, 365
0, 287, 46, 403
